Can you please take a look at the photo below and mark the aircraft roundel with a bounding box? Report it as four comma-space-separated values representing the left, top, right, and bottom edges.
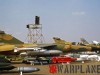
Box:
2, 34, 13, 40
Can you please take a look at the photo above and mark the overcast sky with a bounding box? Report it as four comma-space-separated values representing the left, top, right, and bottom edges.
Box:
0, 0, 100, 43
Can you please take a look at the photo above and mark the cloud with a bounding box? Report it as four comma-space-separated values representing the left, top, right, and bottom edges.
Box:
72, 11, 86, 16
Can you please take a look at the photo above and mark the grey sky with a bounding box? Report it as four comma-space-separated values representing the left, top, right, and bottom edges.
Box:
0, 0, 100, 43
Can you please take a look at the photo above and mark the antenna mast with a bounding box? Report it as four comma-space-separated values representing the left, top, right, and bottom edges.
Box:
26, 16, 44, 44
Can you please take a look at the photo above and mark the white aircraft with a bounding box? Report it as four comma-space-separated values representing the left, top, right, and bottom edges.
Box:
87, 55, 100, 61
76, 54, 100, 63
62, 53, 100, 63
76, 54, 89, 63
92, 40, 100, 45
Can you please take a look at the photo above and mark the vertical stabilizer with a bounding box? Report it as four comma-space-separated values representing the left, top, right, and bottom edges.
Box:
53, 37, 66, 44
92, 40, 100, 45
0, 30, 24, 44
80, 38, 89, 45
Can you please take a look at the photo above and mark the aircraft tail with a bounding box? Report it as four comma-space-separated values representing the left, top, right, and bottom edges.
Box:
0, 30, 24, 44
80, 38, 89, 45
53, 37, 66, 44
92, 40, 100, 45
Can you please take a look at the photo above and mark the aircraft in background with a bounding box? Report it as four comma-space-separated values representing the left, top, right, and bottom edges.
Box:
80, 38, 89, 45
80, 38, 100, 52
0, 30, 100, 56
92, 40, 100, 45
63, 52, 100, 63
80, 38, 100, 46
53, 37, 92, 52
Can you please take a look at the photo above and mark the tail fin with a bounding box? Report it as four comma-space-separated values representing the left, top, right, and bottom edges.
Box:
92, 40, 100, 45
0, 30, 24, 44
53, 37, 66, 44
80, 38, 89, 45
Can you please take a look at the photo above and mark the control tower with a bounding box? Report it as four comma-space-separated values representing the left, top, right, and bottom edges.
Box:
26, 16, 44, 44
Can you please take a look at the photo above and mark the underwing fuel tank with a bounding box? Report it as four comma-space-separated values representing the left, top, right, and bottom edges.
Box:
17, 67, 40, 73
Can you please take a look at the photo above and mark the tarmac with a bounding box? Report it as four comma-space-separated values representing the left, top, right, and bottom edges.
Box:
0, 61, 100, 75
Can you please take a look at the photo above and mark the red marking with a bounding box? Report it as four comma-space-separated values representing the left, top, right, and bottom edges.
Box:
49, 64, 57, 74
52, 56, 77, 63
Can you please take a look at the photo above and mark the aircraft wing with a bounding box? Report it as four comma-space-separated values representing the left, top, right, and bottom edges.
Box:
37, 43, 57, 49
0, 45, 15, 52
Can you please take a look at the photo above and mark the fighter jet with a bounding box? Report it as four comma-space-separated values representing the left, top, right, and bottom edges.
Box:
80, 38, 100, 46
0, 30, 62, 58
80, 38, 100, 52
53, 37, 92, 52
0, 55, 40, 74
0, 30, 37, 48
0, 30, 37, 57
0, 55, 15, 71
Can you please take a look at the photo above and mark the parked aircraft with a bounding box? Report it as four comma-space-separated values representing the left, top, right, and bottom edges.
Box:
79, 54, 100, 62
92, 40, 100, 45
0, 30, 37, 57
0, 30, 56, 51
0, 55, 15, 70
0, 31, 60, 58
80, 38, 100, 46
0, 55, 40, 74
0, 30, 99, 56
80, 38, 89, 45
80, 38, 100, 52
63, 52, 100, 63
75, 51, 100, 63
53, 37, 92, 52
0, 30, 37, 48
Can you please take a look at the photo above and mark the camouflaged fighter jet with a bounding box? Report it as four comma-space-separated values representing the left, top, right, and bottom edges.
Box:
0, 30, 61, 58
80, 38, 100, 52
53, 37, 92, 52
0, 30, 37, 55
